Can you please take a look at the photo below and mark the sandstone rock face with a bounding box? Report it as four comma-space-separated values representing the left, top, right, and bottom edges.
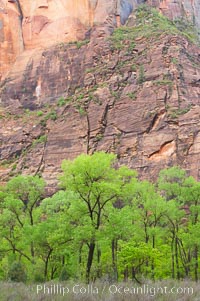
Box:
0, 0, 24, 79
0, 21, 200, 191
0, 0, 137, 79
1, 0, 199, 80
148, 0, 200, 29
0, 2, 200, 191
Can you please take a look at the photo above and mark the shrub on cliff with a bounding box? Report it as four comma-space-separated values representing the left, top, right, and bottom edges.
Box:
110, 4, 199, 50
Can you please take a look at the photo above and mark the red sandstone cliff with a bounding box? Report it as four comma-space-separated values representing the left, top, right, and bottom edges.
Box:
0, 0, 138, 79
0, 1, 200, 191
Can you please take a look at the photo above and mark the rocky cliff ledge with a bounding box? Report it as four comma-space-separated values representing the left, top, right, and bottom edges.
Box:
0, 4, 200, 191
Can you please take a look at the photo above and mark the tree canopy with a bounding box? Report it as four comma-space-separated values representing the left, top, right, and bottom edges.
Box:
0, 153, 199, 283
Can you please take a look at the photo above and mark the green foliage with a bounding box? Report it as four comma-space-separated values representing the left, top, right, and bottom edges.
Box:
8, 261, 26, 282
95, 133, 103, 141
137, 65, 145, 84
24, 109, 30, 116
126, 92, 137, 100
118, 241, 161, 275
76, 93, 84, 101
168, 106, 192, 118
171, 57, 178, 64
0, 158, 17, 168
75, 39, 90, 49
11, 163, 17, 172
0, 154, 200, 283
173, 17, 199, 43
109, 27, 136, 50
110, 90, 119, 98
46, 110, 57, 121
59, 266, 70, 281
36, 110, 43, 117
76, 106, 86, 116
40, 110, 57, 126
158, 166, 186, 199
32, 135, 47, 147
110, 4, 199, 52
68, 39, 90, 49
60, 152, 137, 280
154, 79, 173, 86
57, 96, 73, 106
57, 97, 66, 106
5, 174, 45, 202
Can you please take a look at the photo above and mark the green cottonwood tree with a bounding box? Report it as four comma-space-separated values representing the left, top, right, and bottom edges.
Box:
0, 175, 45, 271
60, 152, 137, 281
33, 190, 75, 280
157, 167, 200, 280
180, 176, 200, 281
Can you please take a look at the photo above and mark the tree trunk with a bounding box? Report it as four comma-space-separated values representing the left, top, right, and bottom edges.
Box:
44, 248, 53, 280
132, 267, 141, 284
31, 242, 34, 258
112, 239, 118, 281
175, 237, 180, 280
86, 241, 95, 282
97, 247, 101, 278
124, 266, 128, 282
151, 234, 155, 279
194, 245, 198, 282
171, 236, 175, 279
51, 266, 57, 279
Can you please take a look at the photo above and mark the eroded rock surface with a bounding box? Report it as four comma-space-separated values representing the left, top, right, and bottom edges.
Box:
0, 0, 138, 79
0, 21, 199, 191
148, 0, 200, 30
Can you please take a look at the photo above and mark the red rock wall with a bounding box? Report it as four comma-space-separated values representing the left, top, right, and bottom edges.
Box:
0, 28, 200, 191
148, 0, 200, 27
1, 0, 200, 81
0, 0, 138, 80
0, 0, 24, 79
0, 0, 200, 191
